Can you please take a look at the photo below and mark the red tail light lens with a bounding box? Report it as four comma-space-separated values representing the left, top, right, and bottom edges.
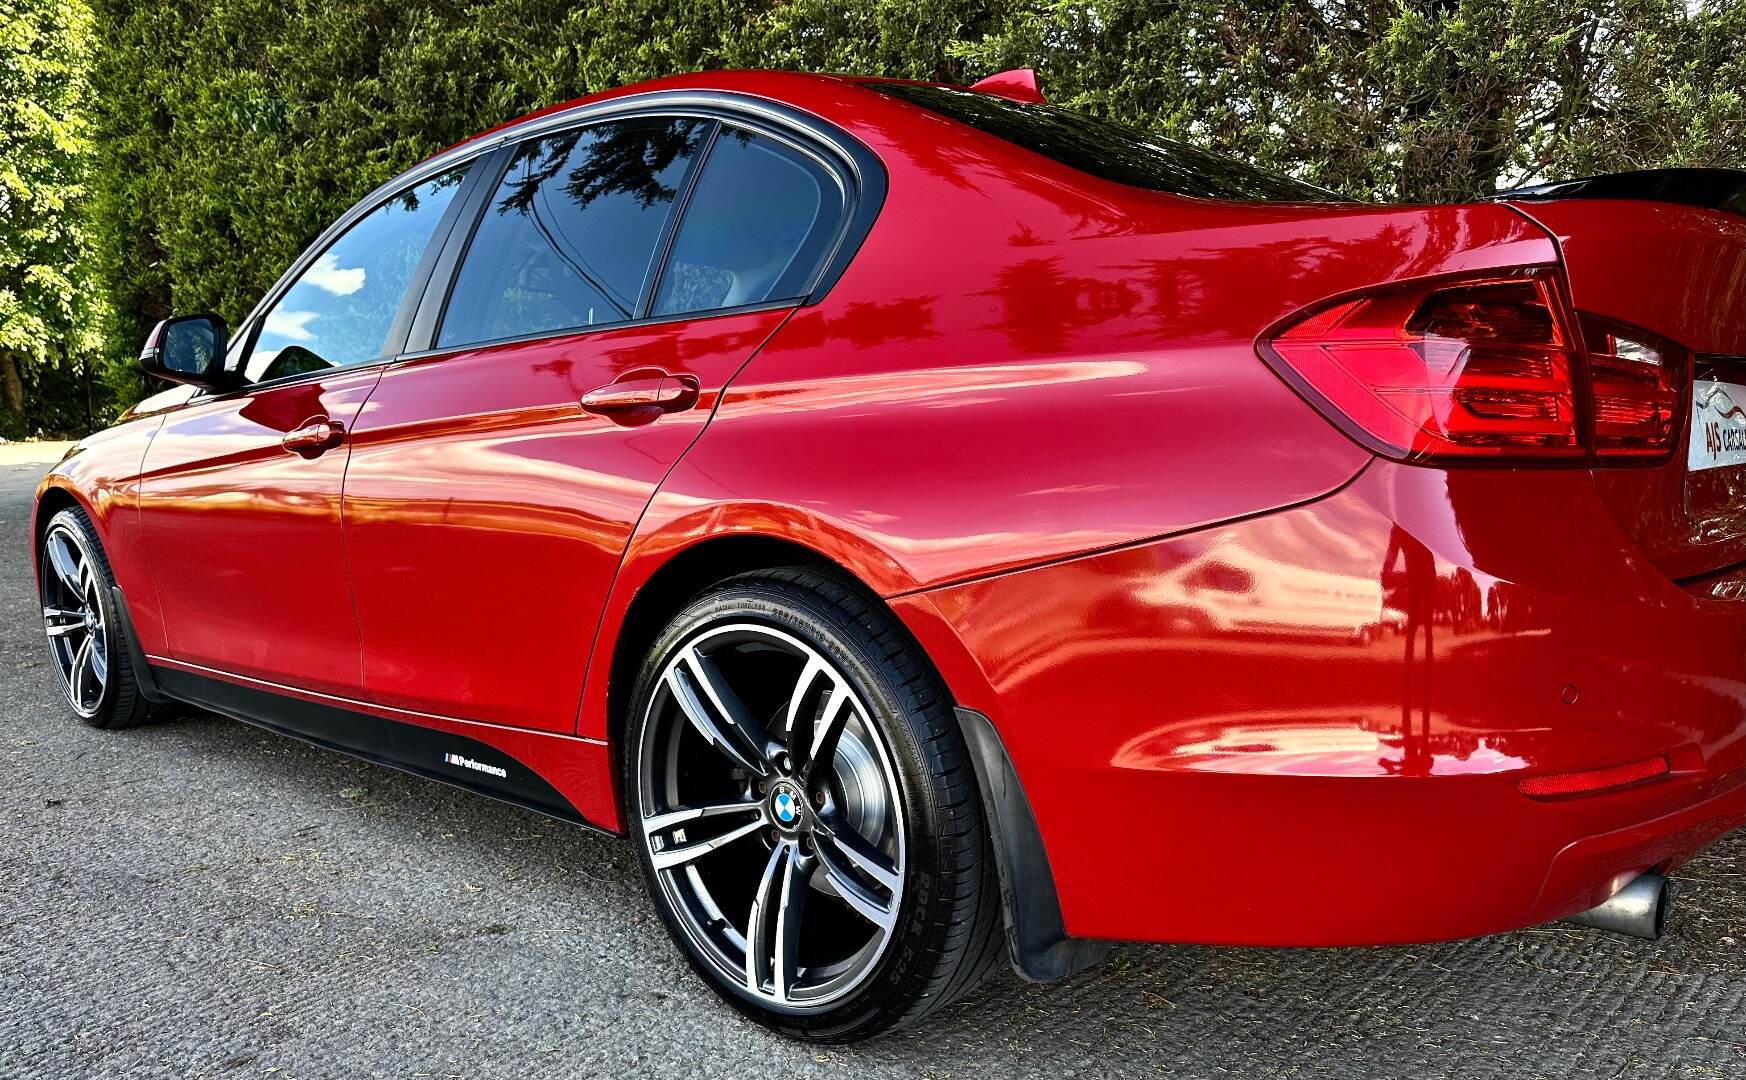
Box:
1580, 315, 1685, 458
1516, 756, 1669, 799
1265, 269, 1692, 465
1265, 273, 1583, 462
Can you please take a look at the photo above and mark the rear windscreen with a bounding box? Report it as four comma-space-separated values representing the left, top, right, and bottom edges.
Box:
866, 82, 1346, 204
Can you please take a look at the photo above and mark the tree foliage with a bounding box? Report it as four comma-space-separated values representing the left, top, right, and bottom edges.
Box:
954, 0, 1746, 202
5, 0, 1742, 429
0, 0, 99, 436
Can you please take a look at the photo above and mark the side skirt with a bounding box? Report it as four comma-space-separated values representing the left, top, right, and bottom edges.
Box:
153, 667, 605, 832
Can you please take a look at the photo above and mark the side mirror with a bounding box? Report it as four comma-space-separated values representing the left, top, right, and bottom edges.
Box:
139, 314, 238, 390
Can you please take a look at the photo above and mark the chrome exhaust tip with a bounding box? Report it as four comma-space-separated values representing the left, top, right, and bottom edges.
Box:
1564, 873, 1669, 941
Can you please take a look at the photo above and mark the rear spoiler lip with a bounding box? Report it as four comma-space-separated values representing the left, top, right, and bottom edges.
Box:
1492, 167, 1746, 217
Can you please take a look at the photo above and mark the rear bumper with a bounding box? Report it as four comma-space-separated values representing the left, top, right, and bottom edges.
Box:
1532, 779, 1741, 926
895, 460, 1745, 946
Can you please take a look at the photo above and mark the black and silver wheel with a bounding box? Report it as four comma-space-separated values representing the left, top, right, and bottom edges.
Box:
38, 506, 160, 729
626, 568, 1003, 1041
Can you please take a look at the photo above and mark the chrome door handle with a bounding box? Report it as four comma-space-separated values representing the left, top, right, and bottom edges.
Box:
581, 373, 701, 416
282, 418, 345, 457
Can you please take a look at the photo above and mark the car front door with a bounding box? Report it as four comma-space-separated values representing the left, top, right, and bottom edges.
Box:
137, 165, 474, 696
341, 114, 852, 732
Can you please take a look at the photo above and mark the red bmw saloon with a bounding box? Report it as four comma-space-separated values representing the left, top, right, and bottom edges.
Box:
32, 69, 1746, 1040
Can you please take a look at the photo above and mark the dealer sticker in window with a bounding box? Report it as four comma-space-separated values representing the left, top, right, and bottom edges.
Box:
1689, 380, 1746, 472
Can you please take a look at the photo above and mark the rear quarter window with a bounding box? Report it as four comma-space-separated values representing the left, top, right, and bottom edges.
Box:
653, 127, 846, 317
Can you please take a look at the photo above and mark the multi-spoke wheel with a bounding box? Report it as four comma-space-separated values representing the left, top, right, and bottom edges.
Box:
37, 507, 160, 729
641, 624, 907, 1006
41, 519, 109, 717
627, 569, 1004, 1041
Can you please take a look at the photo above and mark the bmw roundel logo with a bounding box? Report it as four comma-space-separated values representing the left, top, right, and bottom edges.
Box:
773, 790, 799, 824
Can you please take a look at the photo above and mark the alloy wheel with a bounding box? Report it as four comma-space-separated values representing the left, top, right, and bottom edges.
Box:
637, 622, 907, 1011
40, 522, 110, 718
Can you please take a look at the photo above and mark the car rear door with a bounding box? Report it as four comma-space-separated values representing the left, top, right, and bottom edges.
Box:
341, 112, 854, 733
137, 164, 476, 696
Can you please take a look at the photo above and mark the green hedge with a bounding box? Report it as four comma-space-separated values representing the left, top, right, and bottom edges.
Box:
0, 0, 101, 437
56, 0, 1746, 423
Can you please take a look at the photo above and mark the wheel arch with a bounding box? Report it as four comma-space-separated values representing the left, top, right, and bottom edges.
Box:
29, 482, 91, 584
585, 495, 926, 748
600, 533, 928, 785
600, 532, 884, 779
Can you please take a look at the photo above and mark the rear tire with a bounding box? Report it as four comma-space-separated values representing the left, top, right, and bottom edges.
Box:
624, 568, 1003, 1041
38, 506, 164, 730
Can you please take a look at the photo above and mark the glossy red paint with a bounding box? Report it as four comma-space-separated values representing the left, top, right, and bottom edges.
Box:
135, 366, 383, 696
896, 459, 1743, 944
342, 307, 791, 732
31, 423, 164, 649
968, 68, 1047, 104
35, 69, 1743, 950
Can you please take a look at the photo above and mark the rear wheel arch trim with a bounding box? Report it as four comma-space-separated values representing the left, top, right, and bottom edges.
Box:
622, 500, 918, 598
604, 534, 844, 727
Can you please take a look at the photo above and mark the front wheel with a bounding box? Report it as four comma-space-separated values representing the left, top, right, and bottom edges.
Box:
38, 506, 162, 729
625, 568, 1003, 1041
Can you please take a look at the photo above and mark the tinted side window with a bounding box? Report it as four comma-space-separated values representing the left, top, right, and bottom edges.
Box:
438, 118, 708, 348
248, 167, 468, 382
653, 129, 844, 317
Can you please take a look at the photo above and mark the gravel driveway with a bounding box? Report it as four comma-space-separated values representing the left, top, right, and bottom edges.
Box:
1, 441, 1741, 1079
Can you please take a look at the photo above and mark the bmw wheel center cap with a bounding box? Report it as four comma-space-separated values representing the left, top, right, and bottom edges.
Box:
771, 783, 802, 827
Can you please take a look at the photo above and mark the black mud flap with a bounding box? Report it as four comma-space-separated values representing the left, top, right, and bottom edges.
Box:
108, 586, 171, 704
955, 706, 1110, 982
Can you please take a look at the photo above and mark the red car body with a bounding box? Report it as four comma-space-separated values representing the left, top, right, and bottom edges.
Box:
33, 70, 1745, 953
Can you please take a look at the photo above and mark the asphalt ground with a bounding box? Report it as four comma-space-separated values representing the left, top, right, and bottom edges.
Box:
1, 439, 1742, 1079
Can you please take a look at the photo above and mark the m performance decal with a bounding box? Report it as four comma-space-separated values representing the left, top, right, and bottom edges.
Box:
147, 668, 590, 827
444, 752, 509, 779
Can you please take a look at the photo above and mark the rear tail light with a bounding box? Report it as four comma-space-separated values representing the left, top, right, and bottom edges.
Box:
1580, 316, 1684, 458
1261, 268, 1688, 465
